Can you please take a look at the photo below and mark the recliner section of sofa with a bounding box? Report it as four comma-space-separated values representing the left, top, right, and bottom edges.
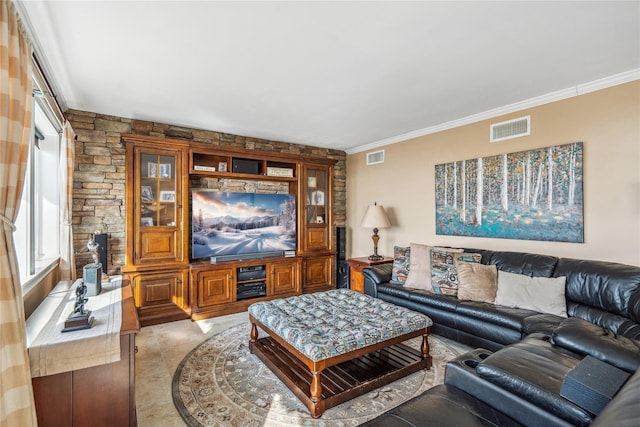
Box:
361, 333, 640, 427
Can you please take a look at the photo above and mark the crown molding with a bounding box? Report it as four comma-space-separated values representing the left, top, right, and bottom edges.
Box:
347, 68, 640, 155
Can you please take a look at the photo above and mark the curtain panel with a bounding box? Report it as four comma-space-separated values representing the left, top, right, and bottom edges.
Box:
59, 121, 76, 280
0, 0, 38, 425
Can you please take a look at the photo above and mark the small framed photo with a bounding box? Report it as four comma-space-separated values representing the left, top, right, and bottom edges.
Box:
310, 190, 325, 205
307, 176, 317, 188
160, 190, 176, 202
160, 163, 172, 178
147, 162, 157, 178
218, 161, 228, 172
141, 217, 154, 226
141, 186, 153, 201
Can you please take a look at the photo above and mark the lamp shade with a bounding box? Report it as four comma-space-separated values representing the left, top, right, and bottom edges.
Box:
360, 203, 391, 228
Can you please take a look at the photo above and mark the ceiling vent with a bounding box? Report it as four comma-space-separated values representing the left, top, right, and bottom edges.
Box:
366, 150, 385, 165
490, 115, 531, 142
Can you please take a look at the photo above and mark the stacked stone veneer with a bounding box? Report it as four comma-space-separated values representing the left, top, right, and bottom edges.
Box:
66, 109, 347, 278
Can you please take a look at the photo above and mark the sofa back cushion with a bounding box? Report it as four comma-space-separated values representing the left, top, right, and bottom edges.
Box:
554, 258, 640, 338
466, 249, 559, 278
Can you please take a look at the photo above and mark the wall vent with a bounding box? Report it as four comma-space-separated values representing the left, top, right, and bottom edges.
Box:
490, 115, 531, 142
366, 150, 385, 165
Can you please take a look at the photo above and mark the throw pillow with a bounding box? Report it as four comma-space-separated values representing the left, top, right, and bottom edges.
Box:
456, 262, 498, 303
495, 271, 568, 317
390, 246, 411, 285
430, 250, 482, 296
404, 243, 463, 291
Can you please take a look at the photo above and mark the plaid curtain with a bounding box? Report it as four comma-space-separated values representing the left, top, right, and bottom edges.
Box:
59, 121, 76, 280
0, 1, 38, 425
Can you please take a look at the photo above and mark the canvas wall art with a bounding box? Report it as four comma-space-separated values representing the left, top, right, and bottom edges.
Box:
435, 142, 583, 243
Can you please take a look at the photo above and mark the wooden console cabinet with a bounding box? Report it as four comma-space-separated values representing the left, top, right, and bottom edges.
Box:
190, 257, 301, 320
123, 134, 337, 323
31, 282, 139, 427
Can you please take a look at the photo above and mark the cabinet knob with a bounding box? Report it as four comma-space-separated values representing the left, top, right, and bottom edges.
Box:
176, 279, 182, 284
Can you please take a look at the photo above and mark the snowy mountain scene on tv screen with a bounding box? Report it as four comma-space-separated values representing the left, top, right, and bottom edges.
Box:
192, 191, 296, 259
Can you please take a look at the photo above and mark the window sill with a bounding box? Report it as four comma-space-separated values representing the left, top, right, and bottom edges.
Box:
21, 257, 60, 298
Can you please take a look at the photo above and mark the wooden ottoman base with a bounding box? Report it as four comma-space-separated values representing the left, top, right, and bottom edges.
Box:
249, 318, 432, 418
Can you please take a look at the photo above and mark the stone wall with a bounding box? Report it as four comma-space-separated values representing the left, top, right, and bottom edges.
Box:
66, 109, 347, 277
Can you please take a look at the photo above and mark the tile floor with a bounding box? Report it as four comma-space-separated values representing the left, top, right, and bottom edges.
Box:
134, 312, 471, 426
135, 312, 249, 427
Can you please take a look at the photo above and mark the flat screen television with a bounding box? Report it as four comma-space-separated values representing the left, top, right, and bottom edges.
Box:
192, 190, 296, 261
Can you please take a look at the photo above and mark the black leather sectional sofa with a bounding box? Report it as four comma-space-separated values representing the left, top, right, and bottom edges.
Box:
361, 249, 640, 426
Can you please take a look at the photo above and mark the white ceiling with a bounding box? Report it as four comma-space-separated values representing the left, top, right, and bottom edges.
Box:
17, 1, 640, 153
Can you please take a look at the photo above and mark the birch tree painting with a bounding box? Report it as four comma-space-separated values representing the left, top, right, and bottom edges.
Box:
435, 142, 583, 242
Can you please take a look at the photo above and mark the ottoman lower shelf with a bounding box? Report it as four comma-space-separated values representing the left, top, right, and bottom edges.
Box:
250, 335, 430, 418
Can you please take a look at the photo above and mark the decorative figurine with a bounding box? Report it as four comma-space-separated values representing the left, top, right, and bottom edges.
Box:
62, 279, 95, 332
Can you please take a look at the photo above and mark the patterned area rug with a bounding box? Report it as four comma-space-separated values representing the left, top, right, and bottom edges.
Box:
172, 323, 464, 426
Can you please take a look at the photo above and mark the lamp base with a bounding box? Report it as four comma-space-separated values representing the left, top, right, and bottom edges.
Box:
368, 254, 384, 261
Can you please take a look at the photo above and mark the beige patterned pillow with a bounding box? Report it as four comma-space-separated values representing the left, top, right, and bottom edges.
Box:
456, 262, 498, 303
404, 243, 462, 291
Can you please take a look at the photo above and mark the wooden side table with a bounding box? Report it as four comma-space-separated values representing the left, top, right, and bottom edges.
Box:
348, 256, 393, 293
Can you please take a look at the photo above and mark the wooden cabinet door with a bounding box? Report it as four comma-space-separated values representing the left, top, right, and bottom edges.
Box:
269, 260, 300, 296
197, 268, 235, 308
129, 144, 186, 266
134, 270, 186, 310
300, 163, 333, 253
132, 270, 188, 325
302, 255, 334, 292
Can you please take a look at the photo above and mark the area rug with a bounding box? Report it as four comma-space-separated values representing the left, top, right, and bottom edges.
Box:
173, 322, 465, 426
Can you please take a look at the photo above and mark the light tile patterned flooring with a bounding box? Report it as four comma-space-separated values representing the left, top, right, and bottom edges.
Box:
135, 312, 249, 427
135, 312, 472, 426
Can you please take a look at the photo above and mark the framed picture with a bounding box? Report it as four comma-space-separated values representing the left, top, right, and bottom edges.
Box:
147, 162, 157, 178
141, 185, 153, 201
160, 163, 172, 178
160, 190, 176, 202
307, 176, 317, 188
141, 217, 154, 226
310, 190, 325, 205
218, 161, 228, 172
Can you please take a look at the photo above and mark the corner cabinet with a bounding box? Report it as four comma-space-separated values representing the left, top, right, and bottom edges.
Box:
300, 163, 335, 293
123, 134, 336, 324
123, 138, 190, 326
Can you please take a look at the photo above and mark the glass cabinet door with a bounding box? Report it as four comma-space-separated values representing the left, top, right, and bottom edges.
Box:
139, 153, 177, 227
302, 163, 331, 253
306, 168, 327, 226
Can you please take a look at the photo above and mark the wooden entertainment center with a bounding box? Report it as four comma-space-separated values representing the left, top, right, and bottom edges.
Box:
122, 134, 336, 325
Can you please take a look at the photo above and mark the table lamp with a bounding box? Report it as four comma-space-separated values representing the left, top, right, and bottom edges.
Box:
360, 202, 391, 260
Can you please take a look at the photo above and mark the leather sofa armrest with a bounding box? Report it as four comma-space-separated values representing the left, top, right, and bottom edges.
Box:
590, 369, 640, 427
363, 264, 393, 298
551, 317, 640, 373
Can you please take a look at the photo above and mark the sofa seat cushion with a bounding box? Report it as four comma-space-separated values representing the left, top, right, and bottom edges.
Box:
456, 300, 539, 331
360, 384, 523, 427
475, 335, 593, 427
523, 313, 564, 335
551, 317, 640, 373
404, 288, 461, 312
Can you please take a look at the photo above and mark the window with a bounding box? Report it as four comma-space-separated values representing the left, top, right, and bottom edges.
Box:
15, 100, 62, 288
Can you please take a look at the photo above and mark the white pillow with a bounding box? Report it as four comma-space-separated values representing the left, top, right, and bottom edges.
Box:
495, 271, 568, 317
